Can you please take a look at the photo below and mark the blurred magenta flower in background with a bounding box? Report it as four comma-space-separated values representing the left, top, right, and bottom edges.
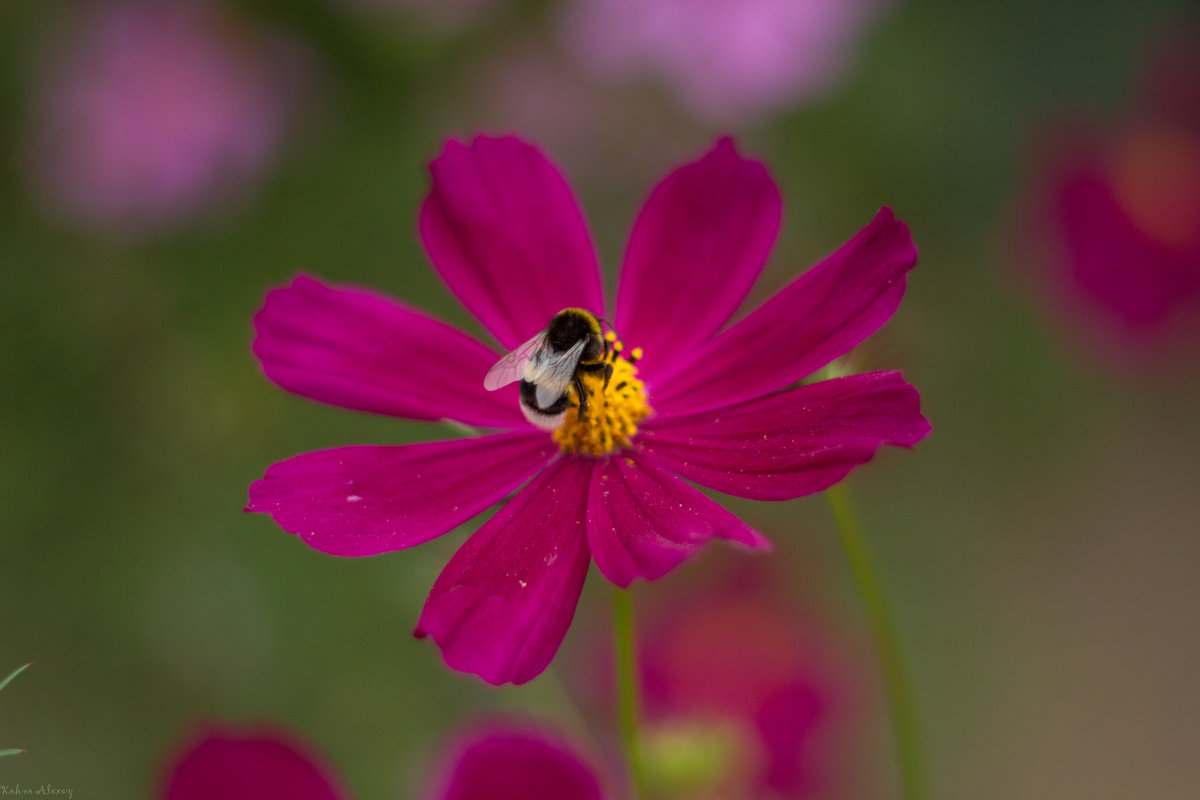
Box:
637, 574, 855, 799
560, 0, 890, 123
1016, 30, 1200, 364
161, 724, 347, 800
30, 1, 312, 235
426, 722, 607, 800
248, 135, 928, 686
162, 720, 606, 800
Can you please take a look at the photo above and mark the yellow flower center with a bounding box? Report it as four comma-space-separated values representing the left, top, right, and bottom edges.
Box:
552, 334, 652, 456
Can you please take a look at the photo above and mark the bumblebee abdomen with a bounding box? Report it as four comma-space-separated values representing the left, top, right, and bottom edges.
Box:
518, 379, 570, 431
519, 379, 569, 414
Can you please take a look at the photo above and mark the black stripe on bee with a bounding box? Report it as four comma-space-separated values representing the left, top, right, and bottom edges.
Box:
519, 379, 569, 413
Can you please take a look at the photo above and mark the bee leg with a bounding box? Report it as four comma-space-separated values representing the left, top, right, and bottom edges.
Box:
574, 376, 589, 420
603, 362, 613, 391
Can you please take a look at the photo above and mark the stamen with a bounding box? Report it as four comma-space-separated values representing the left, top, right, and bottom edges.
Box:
553, 346, 652, 456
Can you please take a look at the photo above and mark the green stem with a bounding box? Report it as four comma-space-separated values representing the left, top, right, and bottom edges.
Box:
612, 586, 647, 800
826, 483, 927, 800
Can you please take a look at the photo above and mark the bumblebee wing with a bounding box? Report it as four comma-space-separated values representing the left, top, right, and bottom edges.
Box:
484, 332, 548, 391
527, 339, 586, 404
535, 383, 562, 409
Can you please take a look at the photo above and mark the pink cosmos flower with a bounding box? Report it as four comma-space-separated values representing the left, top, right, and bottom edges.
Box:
160, 724, 348, 800
561, 0, 889, 123
1017, 30, 1200, 363
31, 1, 310, 234
637, 573, 856, 798
247, 135, 930, 685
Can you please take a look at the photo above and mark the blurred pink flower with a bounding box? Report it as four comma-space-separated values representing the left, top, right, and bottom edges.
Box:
32, 1, 312, 235
561, 0, 889, 123
162, 720, 606, 800
426, 723, 607, 800
1017, 31, 1200, 363
639, 576, 855, 798
248, 135, 928, 685
160, 724, 347, 800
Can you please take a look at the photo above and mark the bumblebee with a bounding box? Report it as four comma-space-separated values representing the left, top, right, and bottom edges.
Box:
484, 308, 614, 430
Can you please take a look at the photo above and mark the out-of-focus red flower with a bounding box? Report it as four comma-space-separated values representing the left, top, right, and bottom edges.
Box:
425, 722, 608, 800
160, 724, 348, 800
162, 720, 608, 800
637, 573, 857, 798
1016, 29, 1200, 365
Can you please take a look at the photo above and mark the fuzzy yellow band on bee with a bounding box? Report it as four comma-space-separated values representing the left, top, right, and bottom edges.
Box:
552, 346, 651, 456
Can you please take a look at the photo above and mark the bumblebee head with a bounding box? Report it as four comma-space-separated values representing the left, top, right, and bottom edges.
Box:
546, 308, 604, 361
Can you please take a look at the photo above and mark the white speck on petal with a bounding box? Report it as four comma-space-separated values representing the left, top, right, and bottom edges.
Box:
346, 495, 362, 503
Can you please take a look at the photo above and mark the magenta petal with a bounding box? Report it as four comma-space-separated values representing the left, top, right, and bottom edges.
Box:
414, 457, 593, 685
638, 371, 930, 500
254, 275, 525, 428
420, 136, 606, 350
247, 432, 554, 557
649, 208, 918, 416
428, 724, 606, 800
588, 451, 770, 587
162, 725, 347, 800
614, 138, 781, 381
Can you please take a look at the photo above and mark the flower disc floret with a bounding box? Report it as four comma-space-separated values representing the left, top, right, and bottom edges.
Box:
553, 336, 651, 456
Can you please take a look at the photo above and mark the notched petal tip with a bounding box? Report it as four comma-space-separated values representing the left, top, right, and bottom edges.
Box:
421, 134, 605, 350
615, 136, 782, 379
430, 134, 531, 171
888, 378, 933, 448
650, 207, 920, 415
736, 528, 775, 552
415, 458, 593, 686
877, 205, 920, 260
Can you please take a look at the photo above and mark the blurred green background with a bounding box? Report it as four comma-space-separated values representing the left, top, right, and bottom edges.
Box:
2, 0, 1199, 797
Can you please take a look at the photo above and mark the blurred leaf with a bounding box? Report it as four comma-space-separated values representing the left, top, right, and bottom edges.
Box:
0, 663, 30, 693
